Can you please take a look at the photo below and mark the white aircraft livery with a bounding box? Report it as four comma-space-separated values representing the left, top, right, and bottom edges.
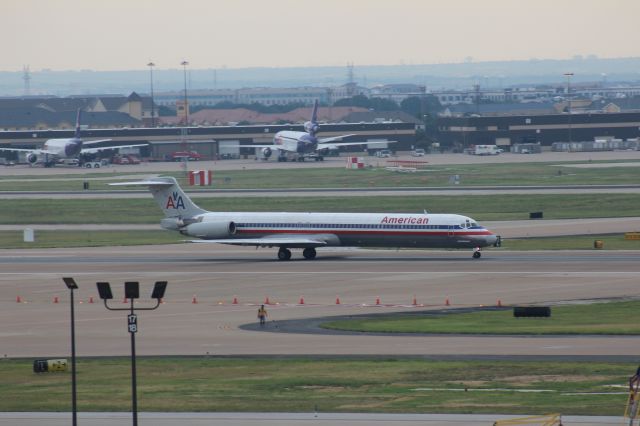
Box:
0, 109, 147, 167
112, 177, 498, 260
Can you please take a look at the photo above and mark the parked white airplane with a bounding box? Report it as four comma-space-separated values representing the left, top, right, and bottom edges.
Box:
0, 109, 147, 167
111, 177, 498, 260
241, 100, 392, 162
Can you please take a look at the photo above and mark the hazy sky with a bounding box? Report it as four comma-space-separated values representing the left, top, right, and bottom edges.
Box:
4, 0, 640, 71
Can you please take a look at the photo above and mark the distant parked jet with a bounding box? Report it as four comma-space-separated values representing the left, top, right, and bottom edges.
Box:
0, 109, 147, 167
241, 100, 393, 162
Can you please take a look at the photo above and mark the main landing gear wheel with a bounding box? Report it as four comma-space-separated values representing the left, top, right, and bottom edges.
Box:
303, 247, 317, 260
472, 250, 482, 259
277, 248, 292, 261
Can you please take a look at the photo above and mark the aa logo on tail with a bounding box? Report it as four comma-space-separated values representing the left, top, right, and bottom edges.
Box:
165, 192, 185, 209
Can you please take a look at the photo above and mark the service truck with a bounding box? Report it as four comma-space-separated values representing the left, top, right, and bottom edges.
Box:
472, 145, 501, 155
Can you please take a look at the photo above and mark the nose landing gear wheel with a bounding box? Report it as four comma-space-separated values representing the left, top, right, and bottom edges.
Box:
302, 247, 317, 260
277, 248, 292, 261
472, 251, 481, 259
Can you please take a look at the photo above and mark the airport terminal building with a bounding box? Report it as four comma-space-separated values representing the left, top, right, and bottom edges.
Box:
436, 111, 640, 149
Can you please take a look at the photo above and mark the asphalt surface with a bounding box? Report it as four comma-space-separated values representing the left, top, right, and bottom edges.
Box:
2, 245, 640, 358
0, 412, 623, 426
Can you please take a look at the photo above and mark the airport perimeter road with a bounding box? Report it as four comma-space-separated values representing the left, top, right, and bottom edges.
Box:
2, 245, 640, 358
0, 412, 623, 426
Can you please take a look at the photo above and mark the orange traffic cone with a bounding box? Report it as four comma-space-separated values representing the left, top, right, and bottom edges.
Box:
264, 296, 270, 305
88, 296, 94, 304
53, 296, 59, 304
122, 297, 128, 304
445, 297, 450, 306
232, 296, 238, 305
412, 296, 417, 306
497, 298, 503, 307
375, 296, 381, 305
16, 295, 22, 303
299, 296, 305, 305
192, 295, 198, 304
335, 296, 341, 305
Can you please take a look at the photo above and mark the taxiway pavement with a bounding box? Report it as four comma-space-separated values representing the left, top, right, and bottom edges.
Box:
2, 244, 640, 358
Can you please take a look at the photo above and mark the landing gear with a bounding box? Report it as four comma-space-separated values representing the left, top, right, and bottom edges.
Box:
303, 247, 317, 260
277, 247, 292, 261
472, 247, 482, 259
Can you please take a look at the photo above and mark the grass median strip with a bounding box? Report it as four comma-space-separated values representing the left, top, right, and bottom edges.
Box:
322, 301, 640, 335
3, 194, 640, 224
0, 230, 183, 248
0, 358, 634, 415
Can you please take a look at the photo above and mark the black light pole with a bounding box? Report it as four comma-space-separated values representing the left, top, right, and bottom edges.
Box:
564, 72, 574, 144
62, 277, 78, 426
97, 281, 167, 426
147, 61, 156, 127
181, 60, 189, 126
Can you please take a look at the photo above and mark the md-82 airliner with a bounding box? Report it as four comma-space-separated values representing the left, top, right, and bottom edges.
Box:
112, 177, 498, 260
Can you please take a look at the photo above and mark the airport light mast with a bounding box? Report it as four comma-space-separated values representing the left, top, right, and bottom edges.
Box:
180, 60, 190, 172
564, 72, 574, 144
96, 281, 167, 426
147, 61, 156, 127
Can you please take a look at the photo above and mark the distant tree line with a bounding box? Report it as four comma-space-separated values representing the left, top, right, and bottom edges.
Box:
158, 95, 443, 121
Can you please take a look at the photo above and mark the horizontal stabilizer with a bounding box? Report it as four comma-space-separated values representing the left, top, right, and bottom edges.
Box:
109, 178, 175, 187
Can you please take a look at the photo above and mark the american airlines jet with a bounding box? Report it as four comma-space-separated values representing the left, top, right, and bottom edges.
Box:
0, 109, 147, 167
241, 100, 390, 162
112, 177, 498, 260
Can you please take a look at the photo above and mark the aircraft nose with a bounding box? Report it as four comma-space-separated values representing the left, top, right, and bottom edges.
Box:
485, 233, 499, 247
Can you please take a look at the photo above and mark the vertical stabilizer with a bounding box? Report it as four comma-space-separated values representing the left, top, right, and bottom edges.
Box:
304, 99, 320, 136
74, 109, 82, 139
110, 177, 206, 219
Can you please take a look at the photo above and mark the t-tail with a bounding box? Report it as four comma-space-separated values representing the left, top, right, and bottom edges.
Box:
110, 177, 206, 229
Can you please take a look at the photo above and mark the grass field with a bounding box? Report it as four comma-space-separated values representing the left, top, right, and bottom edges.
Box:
0, 230, 183, 248
1, 160, 640, 191
1, 357, 634, 415
322, 301, 640, 335
3, 193, 640, 225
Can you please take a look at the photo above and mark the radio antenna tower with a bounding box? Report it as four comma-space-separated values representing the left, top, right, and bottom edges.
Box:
346, 62, 355, 97
22, 65, 31, 96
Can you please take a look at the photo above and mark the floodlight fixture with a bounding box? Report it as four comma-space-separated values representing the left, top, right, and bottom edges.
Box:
124, 281, 140, 300
96, 282, 113, 300
63, 277, 78, 290
151, 281, 168, 300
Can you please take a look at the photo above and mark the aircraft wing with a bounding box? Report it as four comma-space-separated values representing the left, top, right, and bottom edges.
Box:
317, 140, 397, 151
0, 147, 55, 155
80, 139, 113, 145
190, 237, 329, 248
317, 134, 357, 144
80, 143, 148, 154
237, 144, 280, 149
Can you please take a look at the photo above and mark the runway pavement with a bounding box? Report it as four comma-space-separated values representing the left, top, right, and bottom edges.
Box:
2, 244, 640, 358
